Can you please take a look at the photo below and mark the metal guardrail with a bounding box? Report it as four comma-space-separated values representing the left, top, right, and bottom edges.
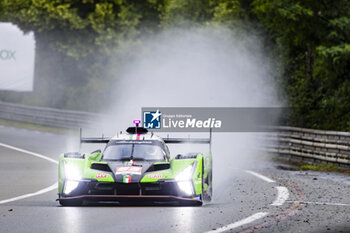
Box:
1, 102, 349, 166
0, 102, 108, 129
265, 126, 350, 166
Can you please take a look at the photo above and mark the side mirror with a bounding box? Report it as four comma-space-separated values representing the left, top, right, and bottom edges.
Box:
91, 149, 101, 154
89, 149, 102, 161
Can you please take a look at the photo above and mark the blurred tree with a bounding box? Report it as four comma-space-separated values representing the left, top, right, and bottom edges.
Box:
4, 0, 163, 58
161, 0, 255, 28
1, 0, 164, 110
161, 0, 213, 26
211, 0, 254, 26
0, 0, 3, 18
314, 1, 350, 130
1, 0, 350, 130
252, 0, 350, 130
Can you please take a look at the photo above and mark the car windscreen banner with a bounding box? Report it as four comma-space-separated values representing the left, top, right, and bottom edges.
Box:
0, 23, 35, 91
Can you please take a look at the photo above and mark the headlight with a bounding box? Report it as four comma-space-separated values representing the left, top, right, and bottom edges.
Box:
64, 163, 81, 180
64, 180, 79, 195
177, 181, 194, 196
175, 165, 194, 196
175, 165, 193, 181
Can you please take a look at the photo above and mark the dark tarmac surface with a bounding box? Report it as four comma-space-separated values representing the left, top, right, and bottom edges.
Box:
0, 125, 349, 233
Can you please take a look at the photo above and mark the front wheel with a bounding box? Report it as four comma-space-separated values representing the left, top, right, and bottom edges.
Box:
204, 171, 212, 202
202, 158, 212, 202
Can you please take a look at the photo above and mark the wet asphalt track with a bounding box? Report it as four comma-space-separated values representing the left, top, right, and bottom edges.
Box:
0, 125, 349, 233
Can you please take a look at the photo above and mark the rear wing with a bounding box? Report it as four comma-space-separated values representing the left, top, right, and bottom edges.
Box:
79, 128, 213, 153
79, 128, 110, 147
162, 129, 212, 153
80, 137, 110, 144
163, 138, 210, 144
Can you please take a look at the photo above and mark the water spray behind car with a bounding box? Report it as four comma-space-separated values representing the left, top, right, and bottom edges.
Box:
97, 26, 282, 203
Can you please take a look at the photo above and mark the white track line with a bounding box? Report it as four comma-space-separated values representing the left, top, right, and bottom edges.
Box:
0, 142, 58, 204
0, 182, 58, 204
245, 171, 289, 206
206, 171, 285, 232
206, 212, 269, 233
271, 186, 289, 206
245, 170, 275, 183
0, 142, 58, 164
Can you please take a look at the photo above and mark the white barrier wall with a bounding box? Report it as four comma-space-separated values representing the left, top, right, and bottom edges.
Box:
0, 23, 35, 91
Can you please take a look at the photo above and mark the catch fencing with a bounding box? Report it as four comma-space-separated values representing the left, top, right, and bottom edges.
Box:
265, 126, 350, 167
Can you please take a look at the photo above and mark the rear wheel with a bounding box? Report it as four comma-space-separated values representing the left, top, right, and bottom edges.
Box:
202, 159, 212, 202
201, 158, 205, 202
204, 171, 213, 202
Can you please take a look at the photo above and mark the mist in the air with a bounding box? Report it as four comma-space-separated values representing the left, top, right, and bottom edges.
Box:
102, 26, 281, 203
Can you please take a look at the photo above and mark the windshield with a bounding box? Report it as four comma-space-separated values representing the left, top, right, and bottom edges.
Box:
102, 141, 166, 161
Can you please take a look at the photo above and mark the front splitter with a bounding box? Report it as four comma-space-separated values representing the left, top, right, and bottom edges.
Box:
57, 194, 202, 206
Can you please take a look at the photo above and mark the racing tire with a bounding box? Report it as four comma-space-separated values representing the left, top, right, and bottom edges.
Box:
204, 171, 213, 202
202, 157, 212, 202
201, 159, 210, 203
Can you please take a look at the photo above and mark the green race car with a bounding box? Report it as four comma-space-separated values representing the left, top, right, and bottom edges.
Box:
57, 123, 213, 206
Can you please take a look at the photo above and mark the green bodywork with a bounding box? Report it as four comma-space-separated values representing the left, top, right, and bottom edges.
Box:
58, 151, 212, 199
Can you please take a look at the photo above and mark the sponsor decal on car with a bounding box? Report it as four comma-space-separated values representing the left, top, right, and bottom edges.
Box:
124, 161, 136, 166
147, 174, 163, 179
116, 166, 142, 175
123, 175, 132, 183
115, 140, 152, 144
96, 173, 108, 178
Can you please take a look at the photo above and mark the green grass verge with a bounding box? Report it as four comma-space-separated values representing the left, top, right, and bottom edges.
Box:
270, 154, 350, 175
299, 164, 350, 175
